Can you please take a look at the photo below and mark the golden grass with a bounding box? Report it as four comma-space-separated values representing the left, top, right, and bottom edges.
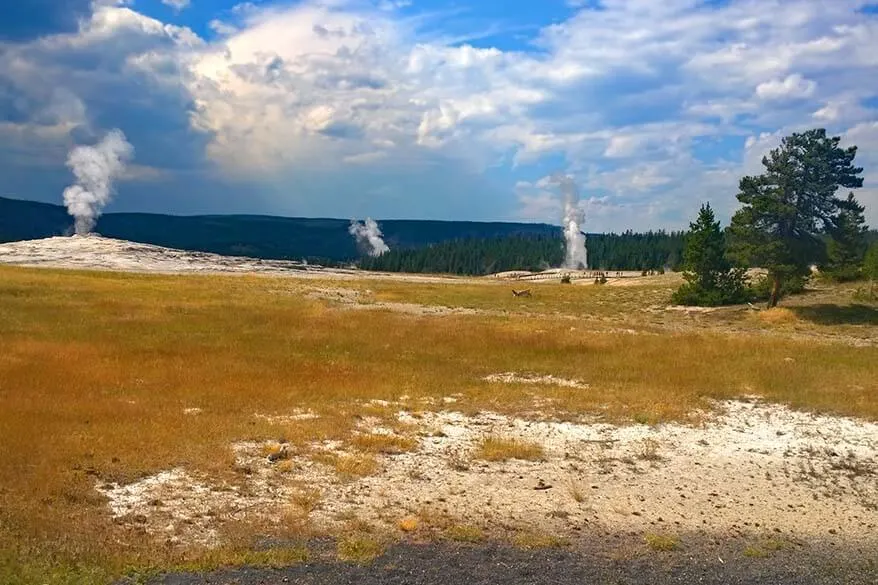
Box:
330, 453, 380, 478
0, 265, 875, 582
397, 516, 419, 533
474, 436, 545, 462
757, 307, 800, 325
350, 433, 417, 454
290, 489, 322, 514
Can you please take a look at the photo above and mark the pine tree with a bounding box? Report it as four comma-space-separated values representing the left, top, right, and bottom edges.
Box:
728, 129, 864, 307
863, 242, 878, 298
672, 203, 748, 306
822, 192, 868, 282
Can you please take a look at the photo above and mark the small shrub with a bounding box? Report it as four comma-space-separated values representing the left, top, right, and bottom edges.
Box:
397, 516, 419, 532
445, 524, 484, 543
644, 533, 680, 551
337, 536, 383, 564
632, 412, 651, 425
853, 285, 877, 302
560, 274, 572, 284
671, 269, 750, 307
637, 438, 661, 461
749, 274, 807, 302
743, 545, 769, 558
567, 481, 586, 503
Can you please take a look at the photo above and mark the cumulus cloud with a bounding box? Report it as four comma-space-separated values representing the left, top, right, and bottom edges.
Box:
1, 0, 877, 229
756, 74, 817, 101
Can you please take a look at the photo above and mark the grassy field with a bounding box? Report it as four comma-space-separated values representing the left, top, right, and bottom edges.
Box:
0, 266, 876, 583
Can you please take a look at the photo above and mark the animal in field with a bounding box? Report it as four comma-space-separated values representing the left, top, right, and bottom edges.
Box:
512, 289, 532, 298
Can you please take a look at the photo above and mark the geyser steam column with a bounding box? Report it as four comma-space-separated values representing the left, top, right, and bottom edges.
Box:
63, 129, 134, 235
552, 173, 588, 269
349, 218, 390, 257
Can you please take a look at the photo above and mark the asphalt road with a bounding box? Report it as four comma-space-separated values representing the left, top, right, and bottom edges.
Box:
141, 539, 877, 585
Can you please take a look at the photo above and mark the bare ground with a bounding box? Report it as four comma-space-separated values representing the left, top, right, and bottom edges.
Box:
96, 397, 877, 555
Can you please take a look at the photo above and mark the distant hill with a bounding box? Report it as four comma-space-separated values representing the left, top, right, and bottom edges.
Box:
0, 196, 560, 263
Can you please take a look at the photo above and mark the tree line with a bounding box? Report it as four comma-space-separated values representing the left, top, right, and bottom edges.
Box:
359, 231, 685, 275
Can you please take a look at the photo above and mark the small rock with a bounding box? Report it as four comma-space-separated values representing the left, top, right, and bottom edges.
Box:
534, 479, 553, 491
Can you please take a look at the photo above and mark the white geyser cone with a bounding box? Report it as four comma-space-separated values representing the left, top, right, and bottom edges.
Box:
63, 129, 134, 235
349, 218, 390, 257
552, 173, 588, 270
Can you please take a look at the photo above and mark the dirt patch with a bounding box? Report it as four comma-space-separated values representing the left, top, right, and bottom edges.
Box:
98, 399, 878, 549
484, 372, 590, 389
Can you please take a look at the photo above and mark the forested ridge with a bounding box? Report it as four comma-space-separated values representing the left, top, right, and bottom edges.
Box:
4, 195, 873, 277
361, 231, 686, 275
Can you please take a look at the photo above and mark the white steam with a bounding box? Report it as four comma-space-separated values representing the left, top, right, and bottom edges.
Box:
349, 218, 390, 257
552, 174, 588, 270
63, 129, 134, 235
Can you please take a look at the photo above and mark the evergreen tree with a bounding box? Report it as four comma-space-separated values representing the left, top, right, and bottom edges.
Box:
672, 203, 748, 306
822, 192, 868, 282
728, 129, 864, 307
863, 242, 878, 298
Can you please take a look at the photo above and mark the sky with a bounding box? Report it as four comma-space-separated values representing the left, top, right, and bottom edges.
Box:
1, 0, 878, 232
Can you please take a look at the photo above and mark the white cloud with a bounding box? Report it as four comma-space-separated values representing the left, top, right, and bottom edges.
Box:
162, 0, 191, 11
208, 19, 237, 35
755, 74, 817, 101
2, 0, 878, 228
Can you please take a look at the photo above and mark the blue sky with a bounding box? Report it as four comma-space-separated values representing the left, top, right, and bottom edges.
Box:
2, 0, 878, 232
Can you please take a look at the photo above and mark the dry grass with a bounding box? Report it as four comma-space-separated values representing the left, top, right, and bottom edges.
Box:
636, 438, 662, 462
397, 516, 419, 533
336, 536, 384, 564
474, 436, 545, 462
757, 307, 800, 325
290, 489, 322, 514
321, 453, 380, 478
444, 524, 484, 543
0, 266, 875, 582
644, 533, 680, 552
350, 433, 417, 454
567, 481, 587, 503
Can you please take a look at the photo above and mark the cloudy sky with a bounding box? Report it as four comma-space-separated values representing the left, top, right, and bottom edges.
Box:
2, 0, 877, 232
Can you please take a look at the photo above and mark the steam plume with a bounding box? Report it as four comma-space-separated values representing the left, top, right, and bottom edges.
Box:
551, 173, 588, 270
63, 129, 134, 235
349, 218, 390, 257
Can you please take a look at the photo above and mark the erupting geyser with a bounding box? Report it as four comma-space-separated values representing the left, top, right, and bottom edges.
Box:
349, 218, 390, 257
63, 129, 134, 235
552, 174, 588, 269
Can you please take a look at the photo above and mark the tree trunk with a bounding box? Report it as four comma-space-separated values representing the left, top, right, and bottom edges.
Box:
768, 276, 781, 308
